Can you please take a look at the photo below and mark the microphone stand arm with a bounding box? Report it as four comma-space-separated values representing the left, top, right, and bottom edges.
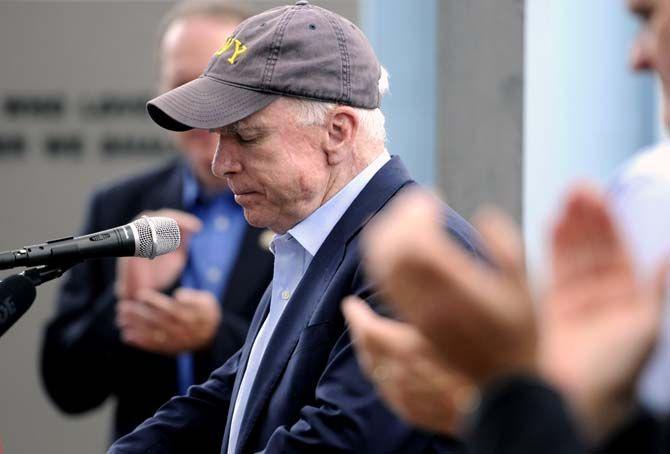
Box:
20, 261, 80, 287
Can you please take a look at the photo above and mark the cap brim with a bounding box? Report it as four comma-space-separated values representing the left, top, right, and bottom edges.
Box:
147, 76, 279, 131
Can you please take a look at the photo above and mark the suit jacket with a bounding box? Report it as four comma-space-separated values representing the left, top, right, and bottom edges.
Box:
40, 158, 274, 442
466, 376, 670, 454
109, 156, 483, 453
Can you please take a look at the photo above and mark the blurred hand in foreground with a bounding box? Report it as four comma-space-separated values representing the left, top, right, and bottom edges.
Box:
342, 295, 476, 435
362, 189, 537, 386
540, 185, 668, 442
358, 185, 668, 444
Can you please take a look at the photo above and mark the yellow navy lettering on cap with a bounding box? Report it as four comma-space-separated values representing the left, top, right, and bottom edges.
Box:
214, 37, 247, 64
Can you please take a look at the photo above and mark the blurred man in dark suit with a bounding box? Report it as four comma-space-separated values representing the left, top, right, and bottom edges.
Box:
40, 1, 274, 443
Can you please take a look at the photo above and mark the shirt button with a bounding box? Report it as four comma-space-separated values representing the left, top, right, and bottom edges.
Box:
215, 216, 230, 231
206, 267, 222, 283
281, 290, 291, 300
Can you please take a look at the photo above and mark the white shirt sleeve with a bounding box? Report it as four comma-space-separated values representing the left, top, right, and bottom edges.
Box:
609, 142, 670, 414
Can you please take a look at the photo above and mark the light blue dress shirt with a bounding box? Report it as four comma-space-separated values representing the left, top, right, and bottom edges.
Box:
610, 142, 670, 414
178, 165, 247, 395
227, 150, 391, 454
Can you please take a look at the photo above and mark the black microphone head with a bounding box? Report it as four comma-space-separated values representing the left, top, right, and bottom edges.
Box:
0, 274, 37, 337
128, 216, 180, 259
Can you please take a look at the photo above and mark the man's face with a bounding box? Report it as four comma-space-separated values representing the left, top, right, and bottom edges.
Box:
160, 16, 237, 190
211, 99, 332, 233
629, 0, 670, 127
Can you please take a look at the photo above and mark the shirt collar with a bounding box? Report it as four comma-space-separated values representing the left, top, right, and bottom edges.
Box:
286, 150, 391, 257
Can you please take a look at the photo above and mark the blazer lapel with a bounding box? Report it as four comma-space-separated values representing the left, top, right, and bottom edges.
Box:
221, 284, 272, 451
232, 231, 347, 453
232, 156, 413, 453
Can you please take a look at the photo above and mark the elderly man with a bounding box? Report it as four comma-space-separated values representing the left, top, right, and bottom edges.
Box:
109, 2, 481, 453
40, 1, 273, 444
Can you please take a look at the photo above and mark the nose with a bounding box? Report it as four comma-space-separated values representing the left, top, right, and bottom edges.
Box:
629, 30, 654, 71
212, 134, 243, 178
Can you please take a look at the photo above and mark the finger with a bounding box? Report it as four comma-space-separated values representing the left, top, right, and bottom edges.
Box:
363, 187, 475, 290
551, 188, 588, 283
173, 287, 217, 306
118, 303, 190, 353
552, 185, 633, 289
116, 299, 164, 332
367, 199, 490, 312
115, 257, 152, 300
576, 188, 627, 266
342, 296, 381, 354
362, 188, 442, 284
472, 206, 525, 282
137, 288, 177, 314
343, 296, 395, 369
136, 288, 186, 328
119, 326, 167, 353
342, 296, 420, 362
551, 185, 606, 285
173, 288, 221, 328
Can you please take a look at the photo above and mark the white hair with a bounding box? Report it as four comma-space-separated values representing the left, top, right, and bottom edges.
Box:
286, 66, 390, 143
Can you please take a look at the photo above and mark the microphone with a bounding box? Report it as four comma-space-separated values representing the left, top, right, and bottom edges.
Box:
0, 216, 180, 270
0, 274, 37, 338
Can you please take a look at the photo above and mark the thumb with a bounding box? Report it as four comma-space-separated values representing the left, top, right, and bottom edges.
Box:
174, 287, 216, 305
115, 257, 150, 299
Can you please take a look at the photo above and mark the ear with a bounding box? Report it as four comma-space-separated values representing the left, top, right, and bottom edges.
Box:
323, 106, 359, 165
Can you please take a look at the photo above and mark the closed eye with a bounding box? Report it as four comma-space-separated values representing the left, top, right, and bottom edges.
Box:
237, 133, 262, 145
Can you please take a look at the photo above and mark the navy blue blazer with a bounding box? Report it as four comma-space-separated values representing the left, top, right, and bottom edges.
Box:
41, 158, 274, 442
109, 156, 482, 453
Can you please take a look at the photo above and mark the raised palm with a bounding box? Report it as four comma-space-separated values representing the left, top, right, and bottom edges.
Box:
540, 186, 667, 440
362, 189, 537, 386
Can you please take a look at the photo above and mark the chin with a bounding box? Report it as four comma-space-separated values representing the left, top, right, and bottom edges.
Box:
242, 209, 283, 233
242, 209, 268, 229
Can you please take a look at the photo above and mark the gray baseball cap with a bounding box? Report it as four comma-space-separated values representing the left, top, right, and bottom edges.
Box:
147, 0, 382, 132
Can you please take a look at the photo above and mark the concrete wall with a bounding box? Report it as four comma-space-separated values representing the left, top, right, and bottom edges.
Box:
437, 0, 524, 222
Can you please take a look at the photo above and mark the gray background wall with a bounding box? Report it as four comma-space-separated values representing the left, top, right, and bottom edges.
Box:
0, 1, 522, 453
437, 0, 524, 221
0, 3, 174, 453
